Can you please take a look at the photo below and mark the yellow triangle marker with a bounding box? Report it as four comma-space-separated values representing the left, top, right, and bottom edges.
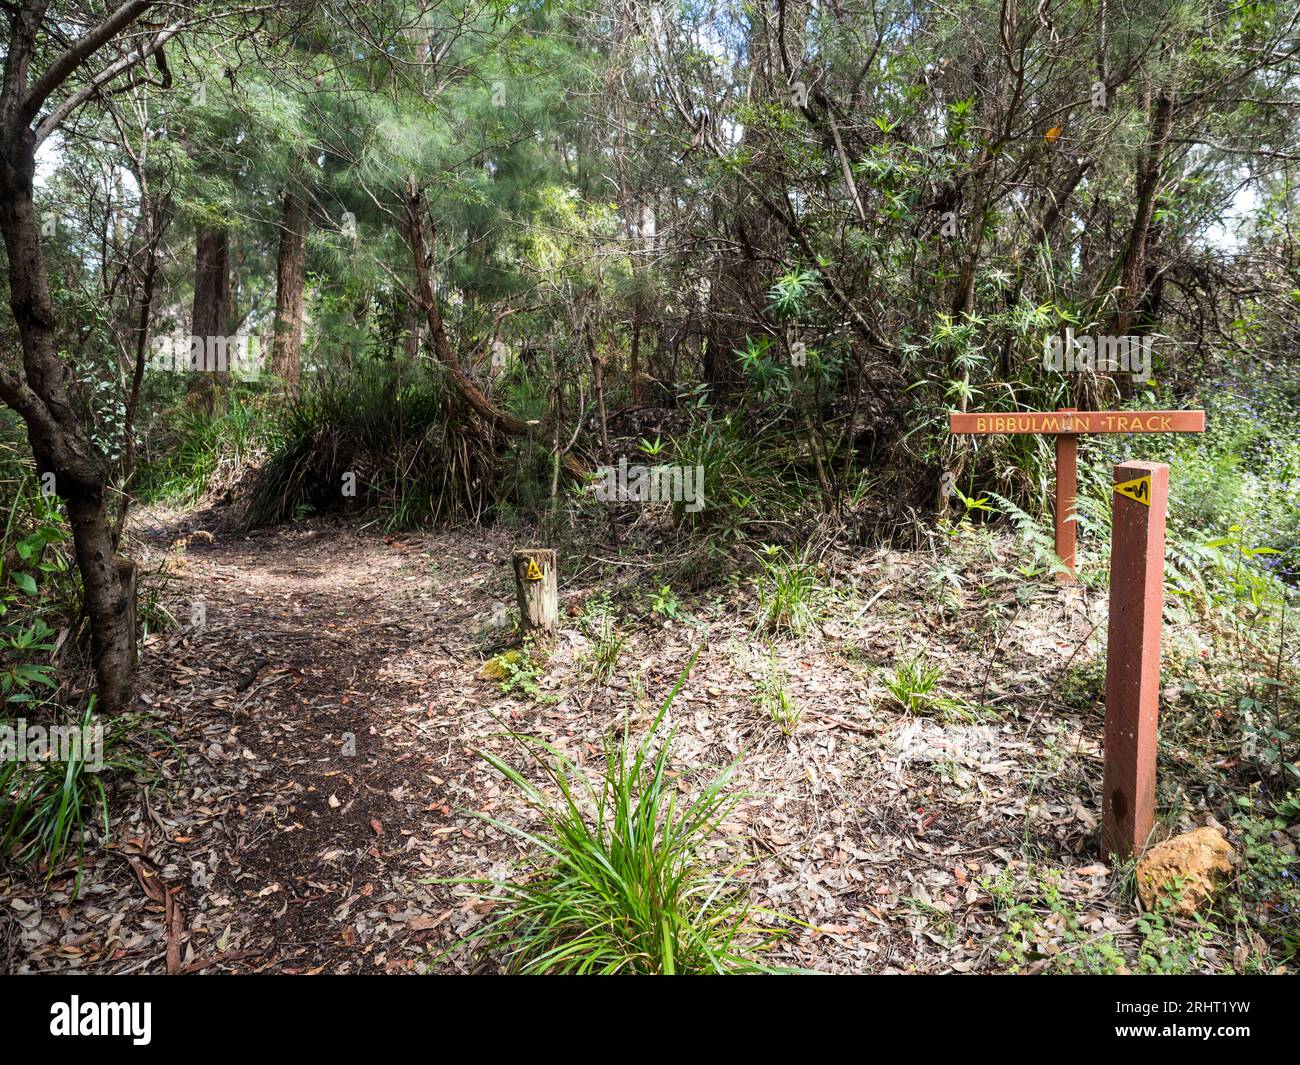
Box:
524, 558, 544, 581
1113, 474, 1151, 506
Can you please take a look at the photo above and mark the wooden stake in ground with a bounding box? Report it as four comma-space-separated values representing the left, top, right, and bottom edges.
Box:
512, 549, 557, 640
1101, 461, 1169, 857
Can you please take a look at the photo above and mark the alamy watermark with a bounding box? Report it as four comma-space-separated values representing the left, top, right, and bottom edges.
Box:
1043, 328, 1154, 381
0, 718, 104, 771
593, 457, 705, 513
50, 996, 150, 1045
148, 333, 266, 380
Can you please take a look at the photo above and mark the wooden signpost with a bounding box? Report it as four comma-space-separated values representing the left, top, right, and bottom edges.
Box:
948, 407, 1205, 857
1101, 461, 1169, 856
949, 407, 1204, 579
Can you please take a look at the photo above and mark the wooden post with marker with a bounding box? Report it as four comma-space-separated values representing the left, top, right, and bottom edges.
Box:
1054, 407, 1078, 581
1101, 461, 1169, 857
512, 548, 557, 640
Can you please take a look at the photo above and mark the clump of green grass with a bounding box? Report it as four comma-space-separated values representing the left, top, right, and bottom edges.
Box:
245, 361, 496, 530
752, 649, 801, 734
880, 657, 973, 721
0, 700, 165, 893
135, 392, 272, 505
753, 545, 827, 637
579, 595, 627, 684
448, 659, 795, 973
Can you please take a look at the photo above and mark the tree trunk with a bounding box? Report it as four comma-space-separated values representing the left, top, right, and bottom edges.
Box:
0, 121, 135, 713
627, 307, 642, 406
271, 191, 308, 392
64, 489, 135, 711
402, 181, 588, 481
188, 227, 230, 412
1112, 87, 1177, 336
585, 321, 619, 545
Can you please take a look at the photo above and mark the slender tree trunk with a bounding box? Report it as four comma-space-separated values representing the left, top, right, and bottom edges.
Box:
403, 181, 588, 480
271, 191, 308, 392
113, 192, 167, 546
585, 320, 619, 544
0, 118, 134, 713
1113, 86, 1177, 336
188, 227, 230, 412
627, 307, 641, 406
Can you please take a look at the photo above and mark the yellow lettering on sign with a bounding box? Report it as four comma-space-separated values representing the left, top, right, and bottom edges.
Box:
1114, 474, 1151, 506
976, 417, 986, 432
1041, 416, 1058, 432
1161, 415, 1172, 430
525, 558, 544, 581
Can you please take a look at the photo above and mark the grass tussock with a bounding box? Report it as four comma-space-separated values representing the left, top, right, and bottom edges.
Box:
447, 660, 796, 973
245, 362, 496, 530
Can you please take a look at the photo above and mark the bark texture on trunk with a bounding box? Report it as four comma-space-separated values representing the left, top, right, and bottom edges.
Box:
188, 227, 230, 411
271, 191, 308, 391
1113, 87, 1177, 336
402, 182, 588, 481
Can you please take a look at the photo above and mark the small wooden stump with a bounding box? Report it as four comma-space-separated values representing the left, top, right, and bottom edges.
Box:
512, 548, 557, 640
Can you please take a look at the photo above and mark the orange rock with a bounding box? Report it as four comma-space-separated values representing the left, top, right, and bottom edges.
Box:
1135, 827, 1235, 915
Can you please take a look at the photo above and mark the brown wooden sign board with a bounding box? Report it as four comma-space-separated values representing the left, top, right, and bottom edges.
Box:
949, 409, 1205, 436
947, 408, 1207, 859
949, 407, 1205, 579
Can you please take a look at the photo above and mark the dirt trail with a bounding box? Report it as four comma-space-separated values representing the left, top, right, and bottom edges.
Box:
6, 517, 1130, 974
8, 522, 518, 972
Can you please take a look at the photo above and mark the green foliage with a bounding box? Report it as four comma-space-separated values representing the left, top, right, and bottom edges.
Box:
650, 584, 680, 621
752, 545, 827, 638
668, 415, 805, 540
444, 660, 794, 973
0, 700, 164, 891
984, 865, 1211, 975
487, 639, 553, 704
0, 519, 70, 705
766, 268, 820, 320
880, 657, 971, 721
579, 595, 626, 684
135, 392, 273, 505
751, 649, 801, 735
0, 459, 78, 706
1228, 797, 1300, 963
